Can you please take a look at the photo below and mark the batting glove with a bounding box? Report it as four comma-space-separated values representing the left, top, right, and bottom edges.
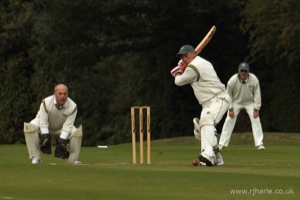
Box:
170, 66, 183, 77
178, 59, 187, 72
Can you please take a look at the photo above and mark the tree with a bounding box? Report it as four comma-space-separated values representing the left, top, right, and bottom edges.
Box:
0, 0, 35, 143
241, 0, 300, 132
0, 0, 253, 145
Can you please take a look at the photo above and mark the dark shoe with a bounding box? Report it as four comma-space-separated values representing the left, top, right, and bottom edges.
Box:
198, 154, 214, 166
54, 138, 70, 159
40, 134, 52, 154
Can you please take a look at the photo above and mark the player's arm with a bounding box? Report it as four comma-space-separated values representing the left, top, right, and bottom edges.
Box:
61, 106, 77, 139
170, 59, 187, 77
226, 77, 236, 118
174, 66, 199, 86
253, 79, 261, 111
253, 77, 261, 118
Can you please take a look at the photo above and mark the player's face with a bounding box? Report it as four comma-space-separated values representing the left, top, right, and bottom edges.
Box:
180, 51, 196, 66
54, 86, 68, 106
239, 69, 249, 80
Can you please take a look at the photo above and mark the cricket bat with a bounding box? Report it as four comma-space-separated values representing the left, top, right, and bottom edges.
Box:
170, 25, 217, 76
195, 25, 216, 54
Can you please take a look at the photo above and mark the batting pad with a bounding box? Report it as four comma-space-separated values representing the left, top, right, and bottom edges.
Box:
193, 118, 201, 141
68, 125, 83, 163
200, 125, 217, 158
199, 114, 215, 128
23, 122, 41, 160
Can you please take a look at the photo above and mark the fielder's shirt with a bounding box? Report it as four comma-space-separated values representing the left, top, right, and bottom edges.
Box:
227, 73, 261, 110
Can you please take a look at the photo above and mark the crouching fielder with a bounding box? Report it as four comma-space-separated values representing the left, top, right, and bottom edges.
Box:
218, 62, 265, 150
171, 45, 229, 166
24, 84, 83, 164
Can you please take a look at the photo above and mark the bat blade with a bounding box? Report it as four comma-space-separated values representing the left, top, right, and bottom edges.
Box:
195, 25, 216, 54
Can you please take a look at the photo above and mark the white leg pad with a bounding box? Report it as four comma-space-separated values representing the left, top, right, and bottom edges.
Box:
194, 130, 201, 141
193, 118, 201, 141
199, 114, 215, 128
24, 122, 41, 160
68, 125, 83, 163
198, 113, 216, 156
200, 125, 216, 157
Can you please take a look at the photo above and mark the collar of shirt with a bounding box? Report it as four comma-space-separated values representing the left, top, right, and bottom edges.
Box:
238, 75, 249, 84
54, 97, 64, 110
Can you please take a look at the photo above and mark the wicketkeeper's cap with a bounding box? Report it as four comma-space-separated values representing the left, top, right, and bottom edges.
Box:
239, 62, 250, 71
176, 45, 195, 57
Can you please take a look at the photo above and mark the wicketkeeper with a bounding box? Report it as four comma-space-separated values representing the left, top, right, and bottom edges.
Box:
23, 84, 83, 164
171, 45, 229, 166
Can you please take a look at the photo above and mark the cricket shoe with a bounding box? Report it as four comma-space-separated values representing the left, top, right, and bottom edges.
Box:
199, 161, 207, 166
214, 152, 224, 166
198, 154, 214, 166
257, 144, 265, 150
31, 158, 42, 164
74, 160, 82, 164
200, 154, 223, 166
67, 159, 82, 165
218, 145, 225, 151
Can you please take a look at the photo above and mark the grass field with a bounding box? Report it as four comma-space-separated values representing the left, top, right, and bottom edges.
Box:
0, 132, 299, 200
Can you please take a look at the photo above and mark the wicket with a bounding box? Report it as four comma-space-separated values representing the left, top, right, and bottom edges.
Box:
131, 106, 151, 164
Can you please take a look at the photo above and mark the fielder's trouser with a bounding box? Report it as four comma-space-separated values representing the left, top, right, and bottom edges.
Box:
199, 97, 229, 158
24, 118, 83, 163
219, 103, 264, 147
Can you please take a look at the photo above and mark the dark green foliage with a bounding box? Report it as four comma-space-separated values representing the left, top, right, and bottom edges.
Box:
241, 0, 300, 132
0, 0, 35, 143
0, 0, 299, 145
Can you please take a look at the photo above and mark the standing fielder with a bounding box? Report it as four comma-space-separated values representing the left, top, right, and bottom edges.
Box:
23, 84, 83, 164
171, 45, 229, 166
219, 62, 265, 150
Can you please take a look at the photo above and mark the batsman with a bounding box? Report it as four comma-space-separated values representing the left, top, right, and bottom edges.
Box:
171, 44, 229, 166
23, 84, 83, 164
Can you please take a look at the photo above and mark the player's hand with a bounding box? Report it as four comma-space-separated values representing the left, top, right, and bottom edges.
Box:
229, 110, 234, 118
170, 66, 183, 77
178, 59, 186, 72
253, 110, 259, 118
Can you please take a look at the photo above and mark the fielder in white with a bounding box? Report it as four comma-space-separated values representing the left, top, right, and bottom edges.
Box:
24, 84, 83, 164
219, 62, 265, 150
171, 45, 229, 166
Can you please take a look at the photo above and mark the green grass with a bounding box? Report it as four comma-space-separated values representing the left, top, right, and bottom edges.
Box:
0, 132, 299, 200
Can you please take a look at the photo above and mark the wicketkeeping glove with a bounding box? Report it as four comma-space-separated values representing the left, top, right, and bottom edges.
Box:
40, 133, 52, 154
54, 138, 70, 159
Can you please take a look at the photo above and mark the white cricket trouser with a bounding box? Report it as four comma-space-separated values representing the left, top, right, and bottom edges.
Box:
26, 118, 82, 163
200, 97, 229, 158
219, 103, 264, 147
